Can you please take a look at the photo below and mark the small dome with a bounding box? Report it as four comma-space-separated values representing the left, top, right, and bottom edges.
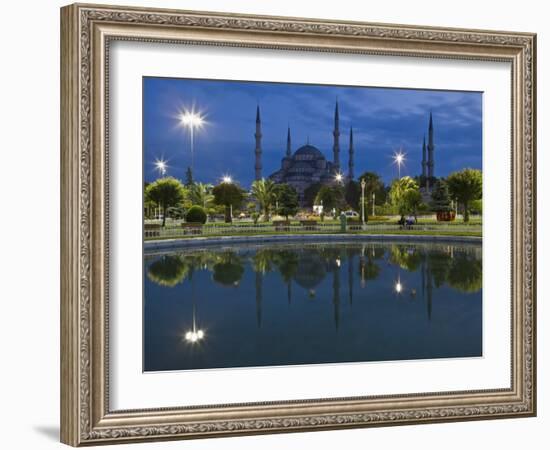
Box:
294, 144, 324, 158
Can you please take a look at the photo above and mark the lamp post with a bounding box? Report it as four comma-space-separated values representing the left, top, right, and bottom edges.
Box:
372, 191, 375, 217
180, 110, 204, 180
221, 175, 233, 222
393, 150, 406, 179
154, 158, 167, 178
360, 178, 366, 226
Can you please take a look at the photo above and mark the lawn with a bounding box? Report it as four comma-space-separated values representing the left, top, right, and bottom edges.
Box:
145, 228, 481, 241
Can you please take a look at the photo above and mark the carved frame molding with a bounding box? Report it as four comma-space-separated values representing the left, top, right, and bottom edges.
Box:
61, 3, 536, 446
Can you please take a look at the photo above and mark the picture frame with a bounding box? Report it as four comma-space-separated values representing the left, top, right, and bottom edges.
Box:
60, 2, 536, 446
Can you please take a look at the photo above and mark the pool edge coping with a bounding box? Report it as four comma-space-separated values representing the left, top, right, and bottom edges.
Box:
144, 233, 482, 253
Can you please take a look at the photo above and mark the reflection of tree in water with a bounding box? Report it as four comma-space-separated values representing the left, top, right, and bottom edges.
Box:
250, 249, 277, 327
272, 250, 299, 304
147, 255, 190, 287
252, 249, 275, 274
419, 244, 482, 320
447, 251, 482, 293
292, 251, 327, 295
389, 245, 423, 272
358, 244, 383, 287
211, 252, 244, 287
427, 250, 453, 287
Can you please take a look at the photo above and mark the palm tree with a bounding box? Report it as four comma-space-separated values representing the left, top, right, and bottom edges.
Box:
189, 182, 214, 208
389, 176, 420, 221
251, 178, 276, 221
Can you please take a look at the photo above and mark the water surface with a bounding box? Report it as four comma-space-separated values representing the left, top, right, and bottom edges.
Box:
144, 241, 482, 371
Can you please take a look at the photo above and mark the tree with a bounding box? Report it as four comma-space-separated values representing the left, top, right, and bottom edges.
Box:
274, 184, 299, 219
344, 180, 360, 211
430, 179, 452, 212
389, 176, 420, 220
470, 199, 483, 215
358, 172, 386, 210
212, 182, 245, 223
447, 169, 482, 222
315, 185, 345, 216
144, 177, 187, 227
189, 182, 214, 208
251, 178, 277, 221
185, 166, 194, 186
166, 206, 186, 220
303, 182, 322, 208
402, 188, 422, 222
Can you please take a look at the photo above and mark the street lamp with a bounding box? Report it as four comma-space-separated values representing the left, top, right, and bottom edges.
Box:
360, 178, 366, 226
372, 191, 376, 217
392, 149, 406, 179
179, 109, 205, 180
154, 158, 167, 177
221, 175, 233, 221
334, 172, 344, 185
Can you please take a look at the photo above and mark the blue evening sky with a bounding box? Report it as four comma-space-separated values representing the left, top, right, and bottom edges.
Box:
143, 77, 482, 188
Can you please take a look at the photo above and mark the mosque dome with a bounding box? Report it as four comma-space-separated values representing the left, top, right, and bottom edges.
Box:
294, 144, 324, 159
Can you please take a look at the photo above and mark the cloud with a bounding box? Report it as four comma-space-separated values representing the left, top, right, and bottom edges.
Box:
143, 77, 482, 187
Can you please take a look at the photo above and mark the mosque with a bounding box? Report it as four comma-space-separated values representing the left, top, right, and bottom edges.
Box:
254, 101, 353, 205
253, 101, 436, 205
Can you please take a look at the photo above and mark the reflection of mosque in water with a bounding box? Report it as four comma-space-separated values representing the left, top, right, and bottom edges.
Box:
145, 242, 482, 335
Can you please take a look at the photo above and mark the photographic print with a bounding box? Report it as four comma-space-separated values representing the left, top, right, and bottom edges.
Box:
61, 5, 536, 444
142, 78, 483, 372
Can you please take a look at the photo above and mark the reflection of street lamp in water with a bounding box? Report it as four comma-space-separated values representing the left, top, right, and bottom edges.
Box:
360, 178, 366, 226
185, 303, 205, 343
359, 244, 366, 288
394, 277, 403, 294
184, 276, 205, 344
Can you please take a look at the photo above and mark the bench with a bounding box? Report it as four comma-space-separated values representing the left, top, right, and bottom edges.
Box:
181, 222, 203, 235
273, 220, 291, 232
144, 223, 161, 238
300, 220, 319, 231
348, 221, 363, 231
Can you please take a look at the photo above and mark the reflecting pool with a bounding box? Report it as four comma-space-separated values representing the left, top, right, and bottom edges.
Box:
144, 241, 482, 372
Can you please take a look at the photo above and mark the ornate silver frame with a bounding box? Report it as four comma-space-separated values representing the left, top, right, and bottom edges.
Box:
60, 3, 536, 446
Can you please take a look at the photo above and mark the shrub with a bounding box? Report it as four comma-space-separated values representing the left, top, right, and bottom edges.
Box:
185, 205, 207, 224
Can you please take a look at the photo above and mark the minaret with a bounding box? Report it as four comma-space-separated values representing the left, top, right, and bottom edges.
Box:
254, 105, 262, 181
427, 112, 435, 180
286, 126, 291, 157
332, 100, 340, 171
348, 126, 354, 180
421, 134, 427, 179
